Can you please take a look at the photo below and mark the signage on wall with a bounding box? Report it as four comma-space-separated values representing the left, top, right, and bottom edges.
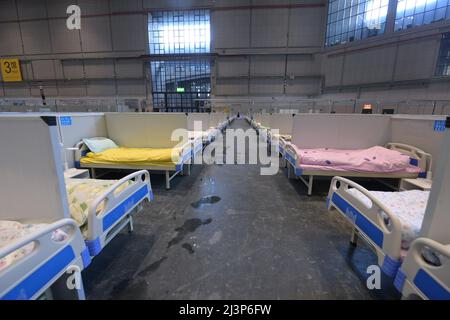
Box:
176, 87, 185, 93
434, 120, 446, 132
0, 58, 23, 82
60, 116, 72, 126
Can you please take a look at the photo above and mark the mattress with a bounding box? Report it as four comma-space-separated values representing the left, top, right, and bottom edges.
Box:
80, 147, 182, 168
290, 145, 421, 174
65, 178, 132, 229
0, 221, 68, 272
346, 189, 429, 250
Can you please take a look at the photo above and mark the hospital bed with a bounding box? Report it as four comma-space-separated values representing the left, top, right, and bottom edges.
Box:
67, 170, 153, 256
272, 134, 292, 167
327, 176, 429, 276
0, 218, 90, 300
327, 177, 449, 299
286, 143, 431, 195
75, 140, 192, 190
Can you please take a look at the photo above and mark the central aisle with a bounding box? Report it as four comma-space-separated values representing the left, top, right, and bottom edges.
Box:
83, 119, 398, 300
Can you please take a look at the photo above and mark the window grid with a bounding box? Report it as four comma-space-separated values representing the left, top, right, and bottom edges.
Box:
436, 32, 450, 76
149, 10, 211, 55
148, 10, 211, 112
325, 0, 389, 46
395, 0, 450, 31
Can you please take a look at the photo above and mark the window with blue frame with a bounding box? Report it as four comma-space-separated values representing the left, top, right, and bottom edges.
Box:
148, 10, 211, 111
325, 0, 389, 46
395, 0, 450, 31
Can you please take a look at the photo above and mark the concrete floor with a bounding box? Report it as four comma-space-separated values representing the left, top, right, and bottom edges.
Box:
83, 119, 400, 300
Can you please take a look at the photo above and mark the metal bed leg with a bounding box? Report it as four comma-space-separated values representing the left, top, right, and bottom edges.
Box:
51, 271, 86, 300
350, 228, 359, 247
128, 215, 134, 233
165, 171, 171, 190
186, 161, 191, 176
308, 175, 314, 196
287, 163, 295, 179
91, 168, 96, 178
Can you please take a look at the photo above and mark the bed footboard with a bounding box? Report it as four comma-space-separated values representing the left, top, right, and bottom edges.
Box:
327, 176, 403, 277
394, 238, 450, 300
0, 218, 89, 300
386, 142, 432, 179
85, 170, 152, 256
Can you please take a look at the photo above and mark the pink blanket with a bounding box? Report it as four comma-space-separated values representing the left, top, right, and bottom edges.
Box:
292, 146, 421, 174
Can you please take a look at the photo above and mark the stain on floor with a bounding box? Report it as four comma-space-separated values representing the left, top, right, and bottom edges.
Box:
167, 218, 213, 248
191, 195, 221, 208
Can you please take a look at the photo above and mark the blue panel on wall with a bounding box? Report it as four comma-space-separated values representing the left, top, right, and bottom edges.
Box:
60, 116, 72, 126
434, 120, 446, 132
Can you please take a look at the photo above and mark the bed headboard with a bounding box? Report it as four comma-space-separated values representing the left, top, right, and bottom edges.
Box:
0, 116, 69, 223
187, 113, 211, 131
390, 115, 446, 174
105, 113, 188, 148
291, 114, 392, 149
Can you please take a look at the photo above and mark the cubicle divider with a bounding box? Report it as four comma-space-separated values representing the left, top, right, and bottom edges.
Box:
187, 113, 211, 131
291, 114, 392, 149
210, 112, 226, 128
268, 113, 295, 135
260, 114, 271, 128
105, 112, 188, 148
420, 117, 450, 242
0, 116, 69, 222
59, 113, 107, 169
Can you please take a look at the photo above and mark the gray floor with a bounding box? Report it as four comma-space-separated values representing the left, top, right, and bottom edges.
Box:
83, 119, 400, 300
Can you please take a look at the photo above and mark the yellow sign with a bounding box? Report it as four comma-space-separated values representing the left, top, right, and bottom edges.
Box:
0, 58, 23, 82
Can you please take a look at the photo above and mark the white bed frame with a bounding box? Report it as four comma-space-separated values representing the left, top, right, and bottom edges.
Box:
0, 219, 90, 300
74, 140, 192, 190
286, 142, 432, 196
83, 170, 153, 256
394, 237, 450, 300
327, 176, 406, 277
326, 177, 450, 298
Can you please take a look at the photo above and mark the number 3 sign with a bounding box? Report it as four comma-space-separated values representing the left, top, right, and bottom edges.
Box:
0, 58, 23, 82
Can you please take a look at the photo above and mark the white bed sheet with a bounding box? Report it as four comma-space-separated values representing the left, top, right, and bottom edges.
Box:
346, 189, 429, 250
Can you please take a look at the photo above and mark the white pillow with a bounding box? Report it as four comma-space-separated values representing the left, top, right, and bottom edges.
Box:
83, 137, 118, 153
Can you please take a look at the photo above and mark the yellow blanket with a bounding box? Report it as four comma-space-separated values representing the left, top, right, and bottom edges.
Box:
80, 147, 181, 168
66, 178, 132, 227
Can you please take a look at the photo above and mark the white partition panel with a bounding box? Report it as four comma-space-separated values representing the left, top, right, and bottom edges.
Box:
420, 118, 450, 243
260, 114, 271, 127
390, 115, 446, 173
187, 113, 211, 131
59, 113, 107, 168
0, 116, 69, 222
105, 113, 188, 148
269, 113, 295, 135
291, 114, 391, 149
210, 112, 226, 127
253, 113, 262, 125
